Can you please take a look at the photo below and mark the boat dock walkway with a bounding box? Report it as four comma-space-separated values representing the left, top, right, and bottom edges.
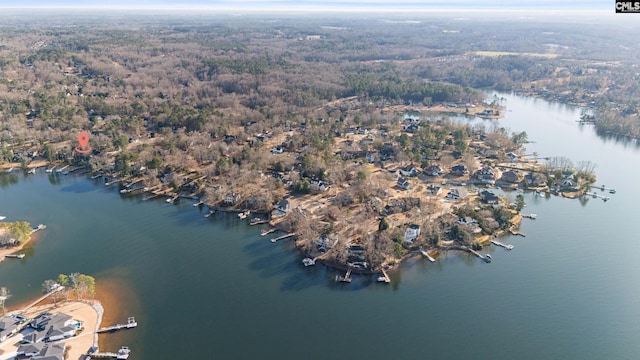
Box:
270, 233, 296, 243
468, 249, 491, 263
261, 228, 277, 236
592, 185, 616, 193
377, 269, 391, 283
30, 224, 46, 234
21, 286, 65, 313
419, 249, 436, 262
88, 346, 131, 359
491, 240, 514, 250
336, 268, 352, 283
97, 317, 138, 333
585, 192, 611, 201
509, 228, 526, 237
250, 219, 270, 225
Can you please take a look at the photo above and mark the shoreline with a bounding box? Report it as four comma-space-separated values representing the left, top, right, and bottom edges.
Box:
0, 231, 41, 263
3, 300, 102, 360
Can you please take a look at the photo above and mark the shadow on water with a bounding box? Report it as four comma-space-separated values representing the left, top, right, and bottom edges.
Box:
0, 173, 19, 188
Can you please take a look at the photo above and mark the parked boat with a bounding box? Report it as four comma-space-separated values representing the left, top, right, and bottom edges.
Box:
238, 210, 250, 219
609, 189, 616, 194
302, 258, 315, 267
204, 209, 215, 218
0, 216, 5, 221
484, 254, 492, 263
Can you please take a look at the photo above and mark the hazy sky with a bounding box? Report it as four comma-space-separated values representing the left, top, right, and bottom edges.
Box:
0, 0, 609, 11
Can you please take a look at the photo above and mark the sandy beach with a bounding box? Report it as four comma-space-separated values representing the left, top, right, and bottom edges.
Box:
0, 301, 101, 360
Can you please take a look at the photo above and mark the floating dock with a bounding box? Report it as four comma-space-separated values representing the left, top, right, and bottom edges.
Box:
97, 317, 137, 333
4, 254, 25, 259
491, 240, 514, 250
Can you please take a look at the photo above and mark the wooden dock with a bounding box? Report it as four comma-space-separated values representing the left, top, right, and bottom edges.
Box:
592, 185, 616, 193
491, 240, 514, 250
21, 285, 65, 313
468, 248, 491, 263
270, 233, 296, 243
250, 219, 270, 225
31, 224, 46, 234
261, 228, 277, 236
377, 269, 391, 283
97, 317, 138, 333
509, 228, 526, 237
336, 268, 352, 283
585, 192, 611, 201
420, 249, 436, 262
88, 346, 131, 359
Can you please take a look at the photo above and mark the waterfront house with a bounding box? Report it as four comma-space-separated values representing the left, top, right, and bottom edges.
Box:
397, 177, 412, 190
0, 316, 20, 342
424, 164, 444, 176
480, 190, 500, 204
17, 343, 44, 357
403, 224, 421, 244
29, 312, 81, 342
31, 343, 65, 360
451, 164, 469, 176
223, 193, 241, 206
500, 170, 520, 184
506, 152, 519, 162
475, 166, 496, 183
275, 199, 290, 214
525, 172, 547, 187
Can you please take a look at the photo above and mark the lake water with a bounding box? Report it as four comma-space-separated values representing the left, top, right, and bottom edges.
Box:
1, 92, 639, 359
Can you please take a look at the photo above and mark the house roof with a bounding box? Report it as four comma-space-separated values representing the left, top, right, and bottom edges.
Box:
18, 342, 44, 354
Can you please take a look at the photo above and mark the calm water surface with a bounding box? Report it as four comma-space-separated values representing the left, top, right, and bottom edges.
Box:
1, 93, 639, 359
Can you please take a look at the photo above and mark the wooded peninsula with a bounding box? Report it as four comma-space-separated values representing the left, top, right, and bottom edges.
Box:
1, 10, 624, 272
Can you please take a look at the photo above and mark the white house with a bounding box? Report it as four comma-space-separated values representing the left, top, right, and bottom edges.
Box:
403, 224, 421, 244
